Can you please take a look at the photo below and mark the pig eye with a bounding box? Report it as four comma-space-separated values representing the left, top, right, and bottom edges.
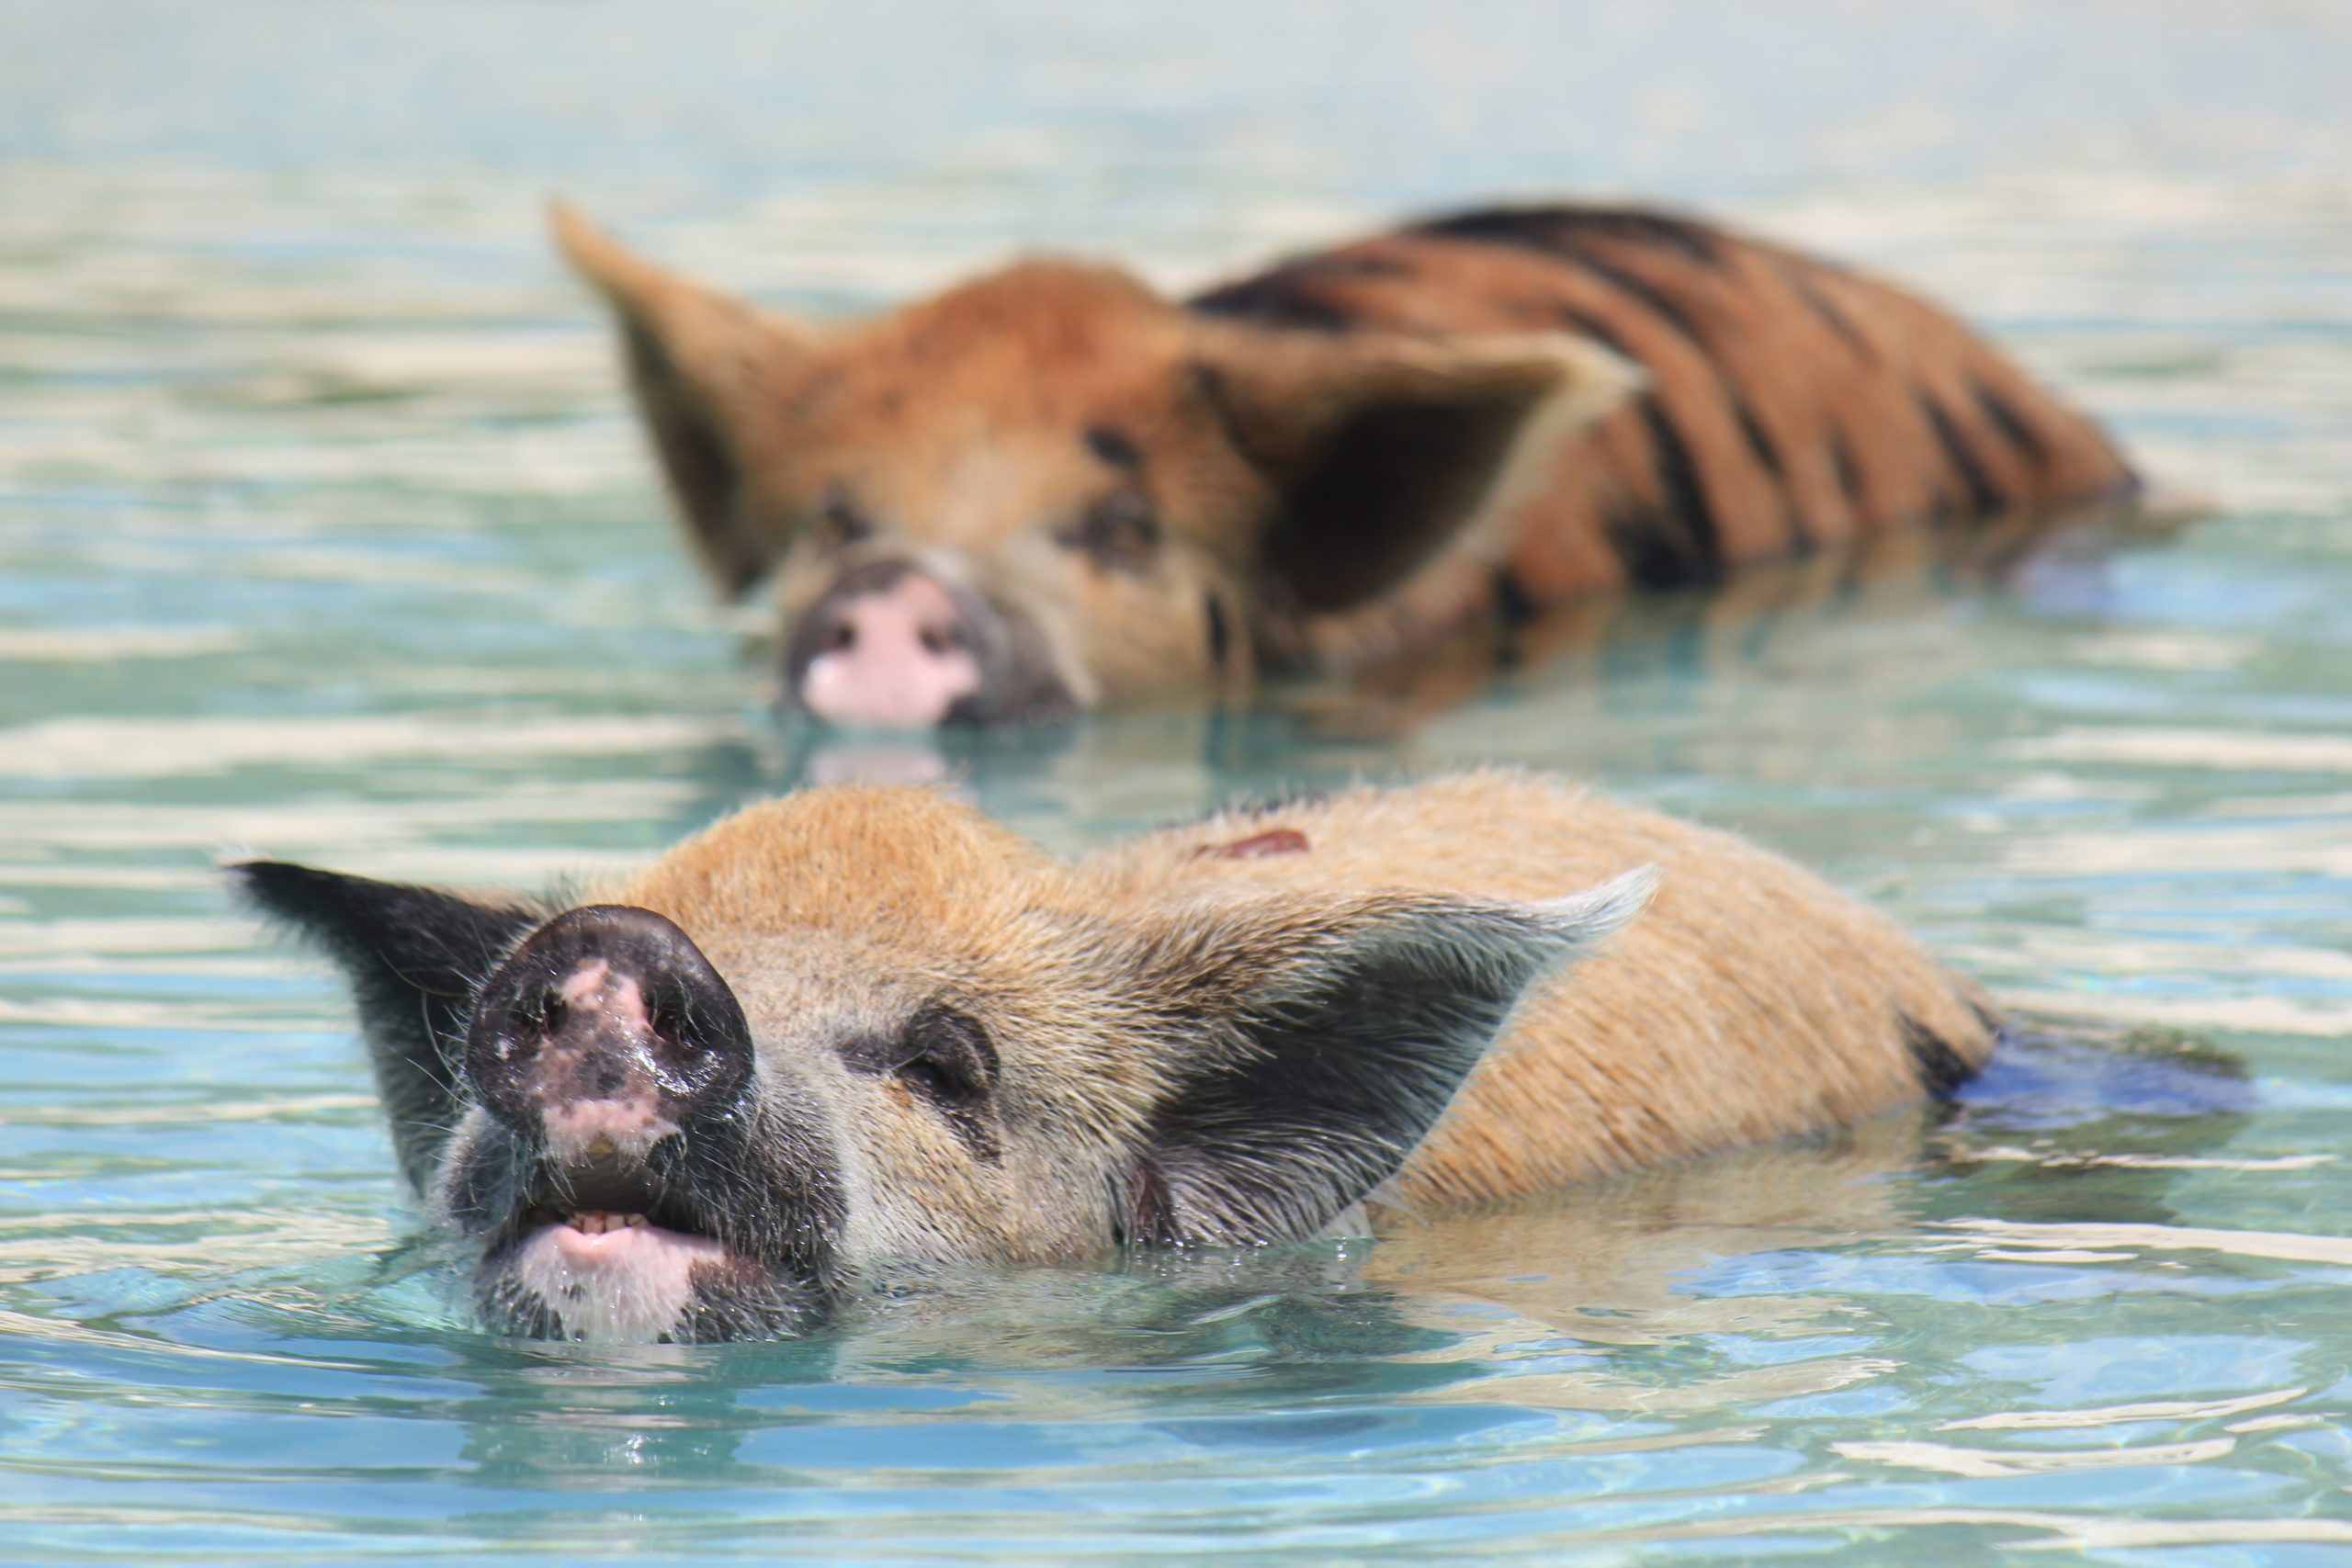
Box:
1055, 491, 1159, 573
809, 488, 876, 553
897, 1005, 998, 1111
839, 1004, 1001, 1160
839, 1005, 997, 1109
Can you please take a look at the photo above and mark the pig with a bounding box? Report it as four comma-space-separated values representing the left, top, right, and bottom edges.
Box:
552, 202, 2136, 727
234, 771, 1997, 1343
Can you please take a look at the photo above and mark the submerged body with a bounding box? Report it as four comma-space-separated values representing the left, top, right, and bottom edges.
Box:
239, 772, 1996, 1341
558, 201, 2134, 724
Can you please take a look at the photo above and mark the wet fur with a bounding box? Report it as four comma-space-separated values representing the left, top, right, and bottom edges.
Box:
609, 771, 1996, 1213
241, 771, 1996, 1337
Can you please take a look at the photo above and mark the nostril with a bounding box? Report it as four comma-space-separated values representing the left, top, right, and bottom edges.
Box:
820, 619, 856, 655
918, 622, 959, 658
648, 997, 698, 1055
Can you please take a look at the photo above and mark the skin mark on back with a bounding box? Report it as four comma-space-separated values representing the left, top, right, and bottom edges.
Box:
1193, 828, 1311, 861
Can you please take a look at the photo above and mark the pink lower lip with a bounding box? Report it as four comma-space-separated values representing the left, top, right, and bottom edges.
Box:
539, 1217, 725, 1261
505, 1214, 731, 1342
550, 1223, 654, 1258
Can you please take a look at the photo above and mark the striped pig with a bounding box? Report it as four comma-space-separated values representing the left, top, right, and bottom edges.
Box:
555, 202, 2133, 726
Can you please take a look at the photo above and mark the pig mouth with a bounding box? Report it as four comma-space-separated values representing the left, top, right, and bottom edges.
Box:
483, 1163, 740, 1342
472, 1156, 838, 1343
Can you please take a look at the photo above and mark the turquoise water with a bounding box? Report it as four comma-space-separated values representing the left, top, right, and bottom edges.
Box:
5, 2, 2352, 1560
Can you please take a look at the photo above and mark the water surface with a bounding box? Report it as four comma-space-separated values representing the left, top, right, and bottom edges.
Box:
5, 2, 2352, 1561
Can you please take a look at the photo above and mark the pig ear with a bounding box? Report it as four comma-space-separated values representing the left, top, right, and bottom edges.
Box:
1195, 327, 1641, 665
551, 202, 819, 597
232, 861, 539, 1192
1123, 867, 1657, 1247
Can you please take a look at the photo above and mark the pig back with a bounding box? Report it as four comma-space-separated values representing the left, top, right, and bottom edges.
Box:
1087, 771, 1994, 1207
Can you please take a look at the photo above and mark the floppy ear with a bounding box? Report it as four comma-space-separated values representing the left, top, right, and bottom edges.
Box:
1195, 328, 1640, 663
1121, 867, 1657, 1247
551, 202, 818, 596
232, 861, 540, 1192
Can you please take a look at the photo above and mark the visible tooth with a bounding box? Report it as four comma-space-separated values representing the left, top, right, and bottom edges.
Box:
625, 1213, 648, 1228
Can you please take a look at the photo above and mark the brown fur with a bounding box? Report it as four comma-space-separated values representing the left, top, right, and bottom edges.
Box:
609, 770, 1995, 1216
243, 771, 1997, 1338
558, 201, 2134, 713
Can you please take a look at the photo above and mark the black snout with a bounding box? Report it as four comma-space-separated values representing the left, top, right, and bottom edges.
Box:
463, 905, 752, 1156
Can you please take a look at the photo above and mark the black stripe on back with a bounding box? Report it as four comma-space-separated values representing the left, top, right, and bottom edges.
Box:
1188, 271, 1361, 332
1416, 205, 1726, 268
1971, 377, 2052, 468
1601, 503, 1698, 592
1552, 248, 1712, 345
1556, 305, 1722, 586
1918, 390, 2007, 515
1188, 254, 1409, 332
1554, 303, 1634, 360
1730, 391, 1785, 480
1637, 400, 1725, 587
1787, 265, 1869, 357
1828, 426, 1865, 514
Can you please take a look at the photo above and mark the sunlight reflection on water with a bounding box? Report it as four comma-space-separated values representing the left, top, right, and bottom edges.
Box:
3, 1, 2350, 1561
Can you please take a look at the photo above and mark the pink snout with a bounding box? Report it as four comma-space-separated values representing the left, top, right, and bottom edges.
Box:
793, 568, 983, 728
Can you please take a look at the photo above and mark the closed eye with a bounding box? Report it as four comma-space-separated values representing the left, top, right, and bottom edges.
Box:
1055, 491, 1160, 573
896, 1052, 982, 1112
835, 1003, 1001, 1158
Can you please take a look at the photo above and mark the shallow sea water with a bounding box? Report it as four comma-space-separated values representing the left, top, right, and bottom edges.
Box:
4, 1, 2352, 1562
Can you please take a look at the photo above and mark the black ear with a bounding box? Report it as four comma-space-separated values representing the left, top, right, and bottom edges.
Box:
1194, 327, 1637, 658
232, 861, 540, 1191
1125, 869, 1656, 1247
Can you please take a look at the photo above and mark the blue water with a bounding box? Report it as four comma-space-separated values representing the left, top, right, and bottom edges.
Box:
4, 1, 2352, 1561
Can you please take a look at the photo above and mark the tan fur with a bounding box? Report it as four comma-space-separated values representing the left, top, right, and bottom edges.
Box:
601, 771, 1994, 1224
556, 201, 2132, 712
1085, 773, 1993, 1204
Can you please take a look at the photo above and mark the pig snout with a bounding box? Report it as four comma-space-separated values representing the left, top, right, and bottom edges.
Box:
463, 905, 752, 1162
786, 560, 990, 729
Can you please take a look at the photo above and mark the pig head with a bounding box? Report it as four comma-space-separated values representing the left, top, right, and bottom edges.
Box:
552, 206, 1639, 728
234, 789, 1651, 1342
